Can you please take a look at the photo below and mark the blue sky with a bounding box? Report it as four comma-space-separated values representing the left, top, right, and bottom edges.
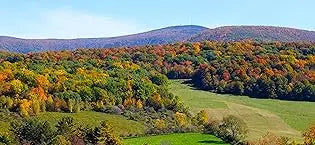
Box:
0, 0, 314, 39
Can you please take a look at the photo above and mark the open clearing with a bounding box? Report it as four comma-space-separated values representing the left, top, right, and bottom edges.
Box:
124, 133, 228, 145
170, 80, 315, 141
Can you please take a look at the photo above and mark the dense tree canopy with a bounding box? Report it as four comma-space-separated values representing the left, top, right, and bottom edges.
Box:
0, 41, 313, 118
0, 49, 181, 116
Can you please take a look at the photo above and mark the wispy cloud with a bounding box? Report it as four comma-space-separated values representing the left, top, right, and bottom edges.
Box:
17, 9, 148, 39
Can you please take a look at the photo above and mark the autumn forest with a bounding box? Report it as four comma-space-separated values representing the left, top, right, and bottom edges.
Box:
0, 40, 314, 145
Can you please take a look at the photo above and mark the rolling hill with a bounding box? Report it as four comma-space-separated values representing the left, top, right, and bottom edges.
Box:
189, 26, 315, 42
1, 25, 315, 53
0, 25, 207, 53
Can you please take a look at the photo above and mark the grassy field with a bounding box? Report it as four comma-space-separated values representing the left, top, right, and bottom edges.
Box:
170, 80, 315, 141
124, 133, 228, 145
0, 111, 146, 136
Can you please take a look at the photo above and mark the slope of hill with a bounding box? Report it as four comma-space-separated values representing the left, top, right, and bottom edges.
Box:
0, 25, 208, 53
190, 26, 315, 42
1, 25, 315, 53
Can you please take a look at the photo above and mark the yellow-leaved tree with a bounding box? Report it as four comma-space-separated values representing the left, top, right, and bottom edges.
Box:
19, 99, 31, 117
196, 110, 209, 125
193, 42, 201, 54
175, 112, 187, 127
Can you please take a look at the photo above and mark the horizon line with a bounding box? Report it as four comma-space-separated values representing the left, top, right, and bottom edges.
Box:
1, 24, 314, 40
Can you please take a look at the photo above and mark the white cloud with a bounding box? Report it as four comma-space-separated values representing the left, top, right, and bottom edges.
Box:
18, 9, 148, 39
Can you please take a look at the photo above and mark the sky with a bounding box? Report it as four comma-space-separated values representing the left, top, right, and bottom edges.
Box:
0, 0, 314, 39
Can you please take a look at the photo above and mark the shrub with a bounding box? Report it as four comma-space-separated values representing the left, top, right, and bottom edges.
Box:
51, 135, 71, 145
303, 124, 315, 145
204, 120, 221, 136
248, 133, 289, 145
73, 102, 80, 113
218, 115, 248, 145
84, 127, 100, 144
31, 100, 41, 115
98, 121, 122, 145
151, 74, 168, 86
10, 118, 55, 145
5, 98, 13, 110
195, 110, 209, 125
40, 101, 46, 112
55, 117, 77, 137
204, 115, 248, 144
46, 96, 54, 111
67, 99, 74, 113
84, 121, 122, 145
175, 112, 187, 127
0, 96, 6, 109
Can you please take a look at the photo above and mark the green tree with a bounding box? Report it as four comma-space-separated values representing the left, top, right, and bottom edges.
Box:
84, 127, 100, 144
151, 74, 168, 86
10, 118, 55, 145
40, 101, 46, 112
6, 97, 13, 109
218, 115, 248, 144
73, 102, 81, 113
67, 99, 74, 113
195, 110, 209, 125
98, 121, 122, 145
227, 81, 244, 95
9, 79, 25, 95
0, 96, 6, 109
55, 117, 77, 137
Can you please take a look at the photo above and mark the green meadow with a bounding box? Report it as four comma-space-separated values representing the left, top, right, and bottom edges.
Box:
169, 80, 315, 141
124, 133, 228, 145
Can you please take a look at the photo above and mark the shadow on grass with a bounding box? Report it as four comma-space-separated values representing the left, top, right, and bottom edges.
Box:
198, 140, 226, 144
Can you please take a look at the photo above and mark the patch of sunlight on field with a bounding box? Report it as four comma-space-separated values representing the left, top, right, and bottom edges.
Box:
124, 133, 228, 145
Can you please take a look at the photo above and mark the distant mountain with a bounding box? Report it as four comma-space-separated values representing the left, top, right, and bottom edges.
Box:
0, 25, 208, 53
189, 26, 315, 42
1, 25, 315, 53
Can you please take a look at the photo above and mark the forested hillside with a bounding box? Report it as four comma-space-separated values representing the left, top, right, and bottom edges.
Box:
1, 25, 315, 53
0, 40, 314, 144
17, 40, 312, 101
0, 41, 313, 108
0, 25, 207, 53
190, 26, 315, 42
